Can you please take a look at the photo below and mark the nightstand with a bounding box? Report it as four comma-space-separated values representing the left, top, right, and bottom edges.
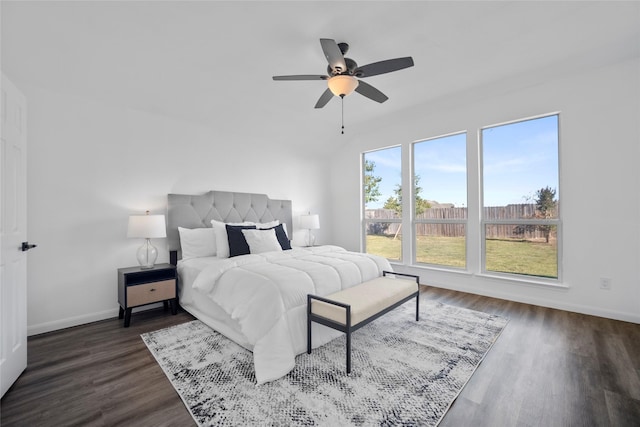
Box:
117, 263, 178, 327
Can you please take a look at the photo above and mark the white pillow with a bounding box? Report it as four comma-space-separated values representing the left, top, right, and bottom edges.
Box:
256, 220, 279, 229
178, 227, 216, 260
211, 220, 254, 258
257, 220, 288, 239
241, 228, 283, 254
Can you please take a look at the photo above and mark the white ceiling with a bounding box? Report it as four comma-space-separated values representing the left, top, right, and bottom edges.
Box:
2, 1, 639, 145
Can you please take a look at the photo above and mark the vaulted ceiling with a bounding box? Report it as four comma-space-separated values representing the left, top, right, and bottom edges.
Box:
2, 1, 639, 149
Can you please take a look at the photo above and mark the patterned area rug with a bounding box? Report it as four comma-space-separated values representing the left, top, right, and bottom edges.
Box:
142, 300, 508, 426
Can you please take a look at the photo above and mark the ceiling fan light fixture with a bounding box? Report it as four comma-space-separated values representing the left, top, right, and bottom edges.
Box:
327, 75, 359, 97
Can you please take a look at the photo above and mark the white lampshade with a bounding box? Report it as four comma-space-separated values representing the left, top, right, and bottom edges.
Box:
300, 214, 320, 230
127, 213, 167, 238
327, 75, 359, 97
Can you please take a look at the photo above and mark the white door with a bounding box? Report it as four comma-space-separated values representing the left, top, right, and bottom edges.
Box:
1, 73, 29, 398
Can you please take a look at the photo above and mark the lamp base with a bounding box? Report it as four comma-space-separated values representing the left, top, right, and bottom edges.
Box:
136, 239, 158, 269
306, 231, 316, 247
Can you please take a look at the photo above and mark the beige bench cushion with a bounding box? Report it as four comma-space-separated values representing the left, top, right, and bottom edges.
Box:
311, 277, 417, 326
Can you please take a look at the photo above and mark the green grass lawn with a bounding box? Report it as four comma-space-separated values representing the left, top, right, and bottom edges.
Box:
366, 235, 557, 278
416, 236, 466, 268
485, 238, 557, 278
366, 234, 402, 261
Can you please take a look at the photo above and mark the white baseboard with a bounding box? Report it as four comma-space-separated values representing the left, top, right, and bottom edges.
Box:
27, 303, 165, 336
28, 308, 118, 336
427, 281, 640, 324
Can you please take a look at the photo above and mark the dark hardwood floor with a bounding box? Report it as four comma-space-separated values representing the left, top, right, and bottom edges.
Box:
2, 287, 639, 426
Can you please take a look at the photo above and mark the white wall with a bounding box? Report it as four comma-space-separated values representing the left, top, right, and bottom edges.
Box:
24, 85, 332, 335
328, 58, 640, 324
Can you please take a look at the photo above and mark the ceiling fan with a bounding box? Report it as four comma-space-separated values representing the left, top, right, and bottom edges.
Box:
273, 38, 414, 109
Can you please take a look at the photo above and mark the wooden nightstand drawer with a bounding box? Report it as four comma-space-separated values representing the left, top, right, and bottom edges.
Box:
127, 279, 176, 307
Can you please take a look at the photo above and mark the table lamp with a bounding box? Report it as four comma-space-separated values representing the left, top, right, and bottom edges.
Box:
300, 214, 320, 247
127, 211, 166, 269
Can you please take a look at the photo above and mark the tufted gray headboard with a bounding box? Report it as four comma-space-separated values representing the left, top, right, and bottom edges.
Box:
167, 190, 293, 263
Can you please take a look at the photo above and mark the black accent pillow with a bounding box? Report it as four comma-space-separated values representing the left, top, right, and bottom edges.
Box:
226, 224, 257, 257
267, 224, 292, 250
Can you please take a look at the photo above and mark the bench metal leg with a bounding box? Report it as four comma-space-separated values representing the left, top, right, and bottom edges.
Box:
307, 297, 312, 354
346, 306, 352, 374
346, 329, 351, 374
416, 293, 420, 321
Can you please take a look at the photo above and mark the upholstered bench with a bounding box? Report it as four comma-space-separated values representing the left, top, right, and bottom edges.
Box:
307, 271, 420, 374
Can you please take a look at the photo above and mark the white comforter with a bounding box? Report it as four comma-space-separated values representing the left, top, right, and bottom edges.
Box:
191, 245, 391, 384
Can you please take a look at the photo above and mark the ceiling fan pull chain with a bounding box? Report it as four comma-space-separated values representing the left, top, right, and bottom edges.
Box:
341, 94, 345, 134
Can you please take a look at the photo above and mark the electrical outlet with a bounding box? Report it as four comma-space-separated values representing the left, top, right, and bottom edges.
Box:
599, 278, 612, 290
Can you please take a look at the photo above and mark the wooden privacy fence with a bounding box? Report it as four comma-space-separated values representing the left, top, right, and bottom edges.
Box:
365, 204, 555, 240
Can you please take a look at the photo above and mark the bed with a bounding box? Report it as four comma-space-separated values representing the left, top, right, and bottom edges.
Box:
167, 190, 392, 384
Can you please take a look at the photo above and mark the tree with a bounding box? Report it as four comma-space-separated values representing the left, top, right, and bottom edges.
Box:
536, 186, 557, 219
364, 160, 382, 204
383, 190, 401, 214
514, 186, 557, 243
535, 186, 557, 243
383, 175, 431, 216
364, 160, 389, 235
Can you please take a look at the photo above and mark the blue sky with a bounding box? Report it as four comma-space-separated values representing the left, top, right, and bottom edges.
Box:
364, 146, 402, 209
364, 115, 558, 209
483, 115, 559, 207
414, 133, 467, 207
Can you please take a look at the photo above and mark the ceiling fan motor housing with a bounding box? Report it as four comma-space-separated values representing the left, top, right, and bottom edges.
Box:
328, 57, 358, 76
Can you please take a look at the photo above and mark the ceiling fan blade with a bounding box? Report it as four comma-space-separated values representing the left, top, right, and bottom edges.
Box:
355, 57, 414, 78
355, 80, 389, 103
314, 88, 334, 109
273, 75, 329, 81
320, 38, 347, 74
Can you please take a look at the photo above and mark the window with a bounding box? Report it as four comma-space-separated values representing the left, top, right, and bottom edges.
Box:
481, 114, 560, 279
360, 112, 561, 284
363, 146, 402, 261
413, 133, 467, 268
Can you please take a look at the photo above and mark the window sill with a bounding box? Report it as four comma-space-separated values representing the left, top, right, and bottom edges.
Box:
394, 262, 472, 277
475, 272, 569, 290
